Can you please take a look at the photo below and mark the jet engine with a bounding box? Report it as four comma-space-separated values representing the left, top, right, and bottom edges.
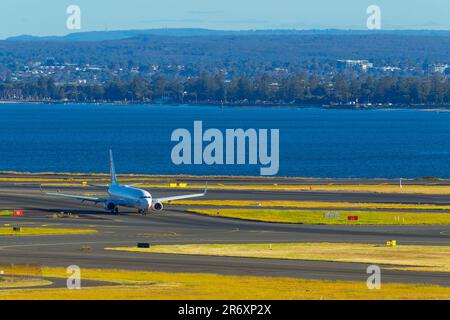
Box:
151, 201, 164, 211
104, 201, 117, 211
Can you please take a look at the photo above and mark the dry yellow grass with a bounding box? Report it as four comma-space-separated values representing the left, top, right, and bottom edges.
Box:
2, 172, 449, 195
187, 208, 450, 225
0, 265, 449, 300
0, 278, 52, 289
106, 243, 450, 273
139, 183, 450, 194
173, 199, 450, 211
0, 227, 97, 236
81, 182, 450, 195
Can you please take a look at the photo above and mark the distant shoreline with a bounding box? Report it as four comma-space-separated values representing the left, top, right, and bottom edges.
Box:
1, 100, 450, 110
0, 171, 447, 182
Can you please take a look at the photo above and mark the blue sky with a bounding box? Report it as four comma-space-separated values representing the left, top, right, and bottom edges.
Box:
0, 0, 448, 38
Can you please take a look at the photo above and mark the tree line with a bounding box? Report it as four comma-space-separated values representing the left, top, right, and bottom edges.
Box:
2, 34, 450, 77
1, 73, 450, 105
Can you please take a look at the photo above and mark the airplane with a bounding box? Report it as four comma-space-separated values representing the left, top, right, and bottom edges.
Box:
41, 150, 207, 215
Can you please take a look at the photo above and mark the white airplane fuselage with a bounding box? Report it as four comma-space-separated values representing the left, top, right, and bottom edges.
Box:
108, 184, 153, 211
105, 181, 198, 213
43, 150, 206, 214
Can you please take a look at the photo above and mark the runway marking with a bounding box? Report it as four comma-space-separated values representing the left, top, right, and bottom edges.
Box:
248, 230, 274, 234
439, 230, 450, 236
0, 240, 136, 249
137, 232, 179, 237
1, 222, 38, 226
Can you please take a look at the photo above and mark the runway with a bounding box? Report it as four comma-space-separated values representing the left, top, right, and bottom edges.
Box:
5, 183, 450, 204
0, 183, 450, 287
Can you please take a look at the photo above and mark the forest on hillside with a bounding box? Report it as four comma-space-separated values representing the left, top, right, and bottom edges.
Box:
1, 73, 449, 106
1, 32, 449, 105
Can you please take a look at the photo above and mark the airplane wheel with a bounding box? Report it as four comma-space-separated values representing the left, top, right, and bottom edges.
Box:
114, 208, 119, 215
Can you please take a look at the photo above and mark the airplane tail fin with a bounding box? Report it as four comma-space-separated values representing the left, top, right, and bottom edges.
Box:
109, 150, 119, 186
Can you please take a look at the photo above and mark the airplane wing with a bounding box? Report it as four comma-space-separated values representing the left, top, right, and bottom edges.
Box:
40, 186, 107, 204
154, 183, 208, 203
87, 183, 110, 189
125, 183, 143, 187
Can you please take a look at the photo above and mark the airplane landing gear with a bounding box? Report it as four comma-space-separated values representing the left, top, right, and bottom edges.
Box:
112, 207, 119, 215
138, 209, 147, 216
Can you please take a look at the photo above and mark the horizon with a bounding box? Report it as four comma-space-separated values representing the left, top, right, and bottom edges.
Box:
6, 26, 450, 41
0, 0, 449, 39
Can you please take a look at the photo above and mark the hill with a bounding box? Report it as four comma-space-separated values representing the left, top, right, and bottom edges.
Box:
6, 28, 450, 42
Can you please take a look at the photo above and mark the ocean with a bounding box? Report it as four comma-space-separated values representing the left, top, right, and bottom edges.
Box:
1, 103, 450, 178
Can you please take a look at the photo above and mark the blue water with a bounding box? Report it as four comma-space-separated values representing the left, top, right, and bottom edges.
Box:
0, 104, 450, 178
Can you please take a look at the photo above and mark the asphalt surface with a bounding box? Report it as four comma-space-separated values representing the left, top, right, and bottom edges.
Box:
6, 184, 450, 204
0, 276, 118, 290
0, 183, 450, 287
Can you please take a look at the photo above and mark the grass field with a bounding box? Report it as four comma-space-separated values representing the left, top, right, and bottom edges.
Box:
0, 277, 52, 289
106, 243, 450, 273
107, 182, 450, 195
163, 182, 450, 195
173, 199, 450, 211
187, 208, 450, 225
3, 172, 450, 195
0, 265, 449, 299
0, 227, 97, 236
